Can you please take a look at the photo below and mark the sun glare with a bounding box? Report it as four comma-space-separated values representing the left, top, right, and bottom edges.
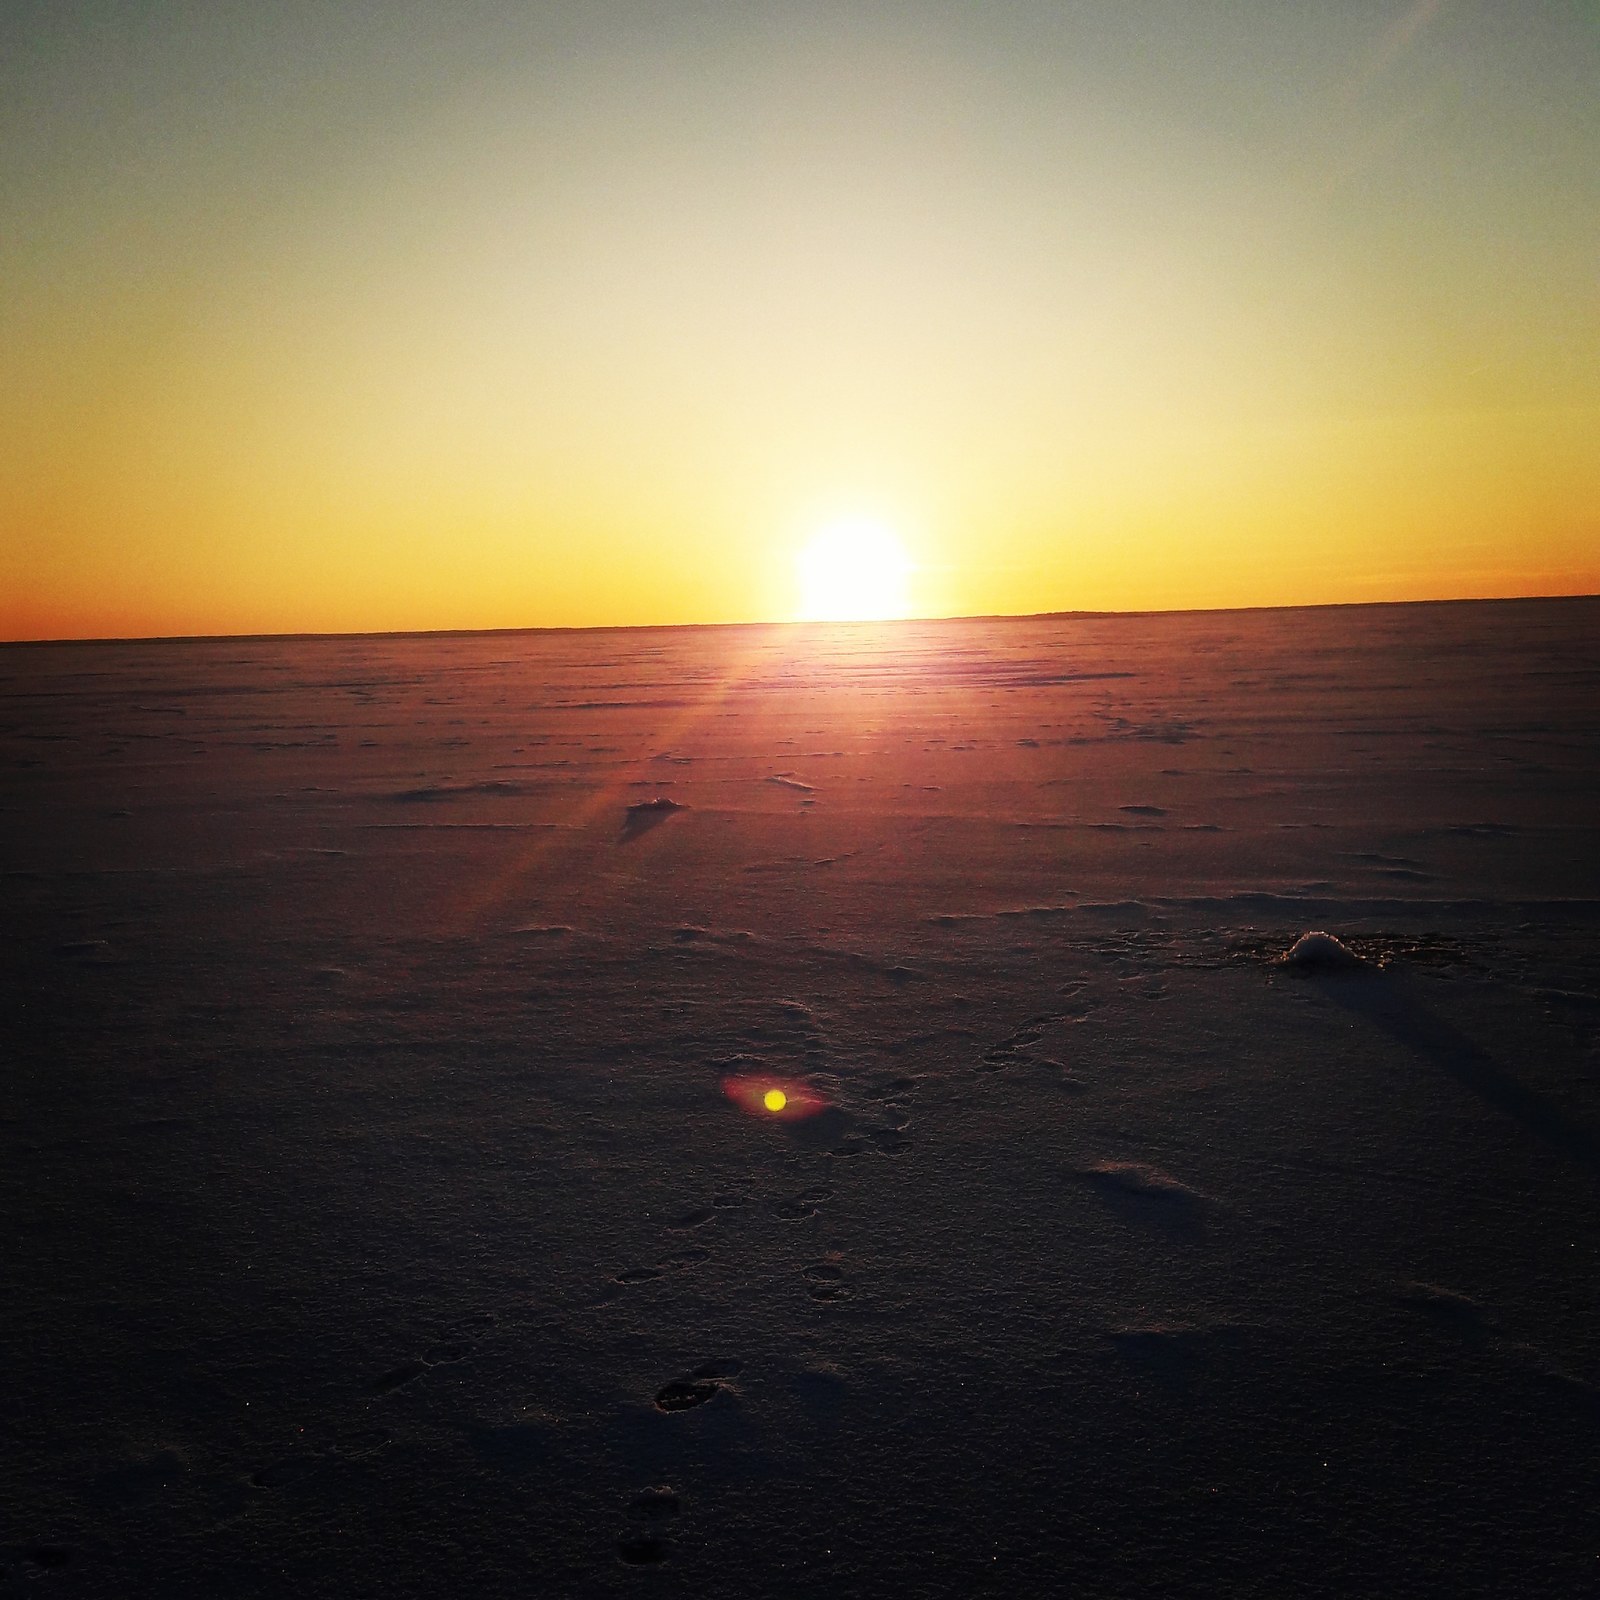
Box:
796, 518, 913, 622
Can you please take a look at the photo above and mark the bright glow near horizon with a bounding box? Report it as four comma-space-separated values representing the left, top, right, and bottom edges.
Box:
797, 518, 914, 622
2, 3, 1597, 640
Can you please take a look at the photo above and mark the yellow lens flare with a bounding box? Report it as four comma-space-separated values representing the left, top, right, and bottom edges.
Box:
722, 1075, 824, 1120
796, 517, 913, 622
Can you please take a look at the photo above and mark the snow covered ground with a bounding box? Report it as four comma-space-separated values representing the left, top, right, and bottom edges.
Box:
3, 597, 1597, 1597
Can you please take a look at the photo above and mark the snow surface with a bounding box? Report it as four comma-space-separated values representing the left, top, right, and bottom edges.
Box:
2, 597, 1598, 1598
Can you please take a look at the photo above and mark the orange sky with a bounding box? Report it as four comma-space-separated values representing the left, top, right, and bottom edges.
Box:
3, 1, 1596, 640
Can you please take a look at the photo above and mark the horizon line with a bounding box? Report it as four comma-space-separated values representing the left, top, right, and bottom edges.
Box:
2, 589, 1596, 650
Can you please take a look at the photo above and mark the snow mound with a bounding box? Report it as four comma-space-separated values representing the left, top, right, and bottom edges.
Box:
1281, 930, 1365, 969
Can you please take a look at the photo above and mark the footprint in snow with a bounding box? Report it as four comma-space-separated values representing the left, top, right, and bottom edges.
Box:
366, 1345, 468, 1395
617, 1485, 683, 1565
803, 1260, 854, 1303
653, 1359, 743, 1413
771, 1187, 834, 1221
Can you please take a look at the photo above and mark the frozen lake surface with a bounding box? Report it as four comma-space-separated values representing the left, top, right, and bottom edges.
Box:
3, 597, 1598, 1597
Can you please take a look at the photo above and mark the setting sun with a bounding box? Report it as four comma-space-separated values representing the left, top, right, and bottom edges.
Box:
2, 2, 1595, 641
796, 519, 914, 623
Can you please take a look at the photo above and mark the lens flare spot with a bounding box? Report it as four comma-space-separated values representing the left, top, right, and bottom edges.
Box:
722, 1074, 826, 1119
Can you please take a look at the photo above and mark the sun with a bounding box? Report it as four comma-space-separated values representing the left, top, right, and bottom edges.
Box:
796, 517, 913, 622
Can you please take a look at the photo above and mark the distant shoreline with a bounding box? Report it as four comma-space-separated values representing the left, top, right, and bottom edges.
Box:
3, 589, 1595, 650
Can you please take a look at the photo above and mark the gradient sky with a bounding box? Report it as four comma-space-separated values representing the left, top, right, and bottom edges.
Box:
3, 0, 1596, 639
